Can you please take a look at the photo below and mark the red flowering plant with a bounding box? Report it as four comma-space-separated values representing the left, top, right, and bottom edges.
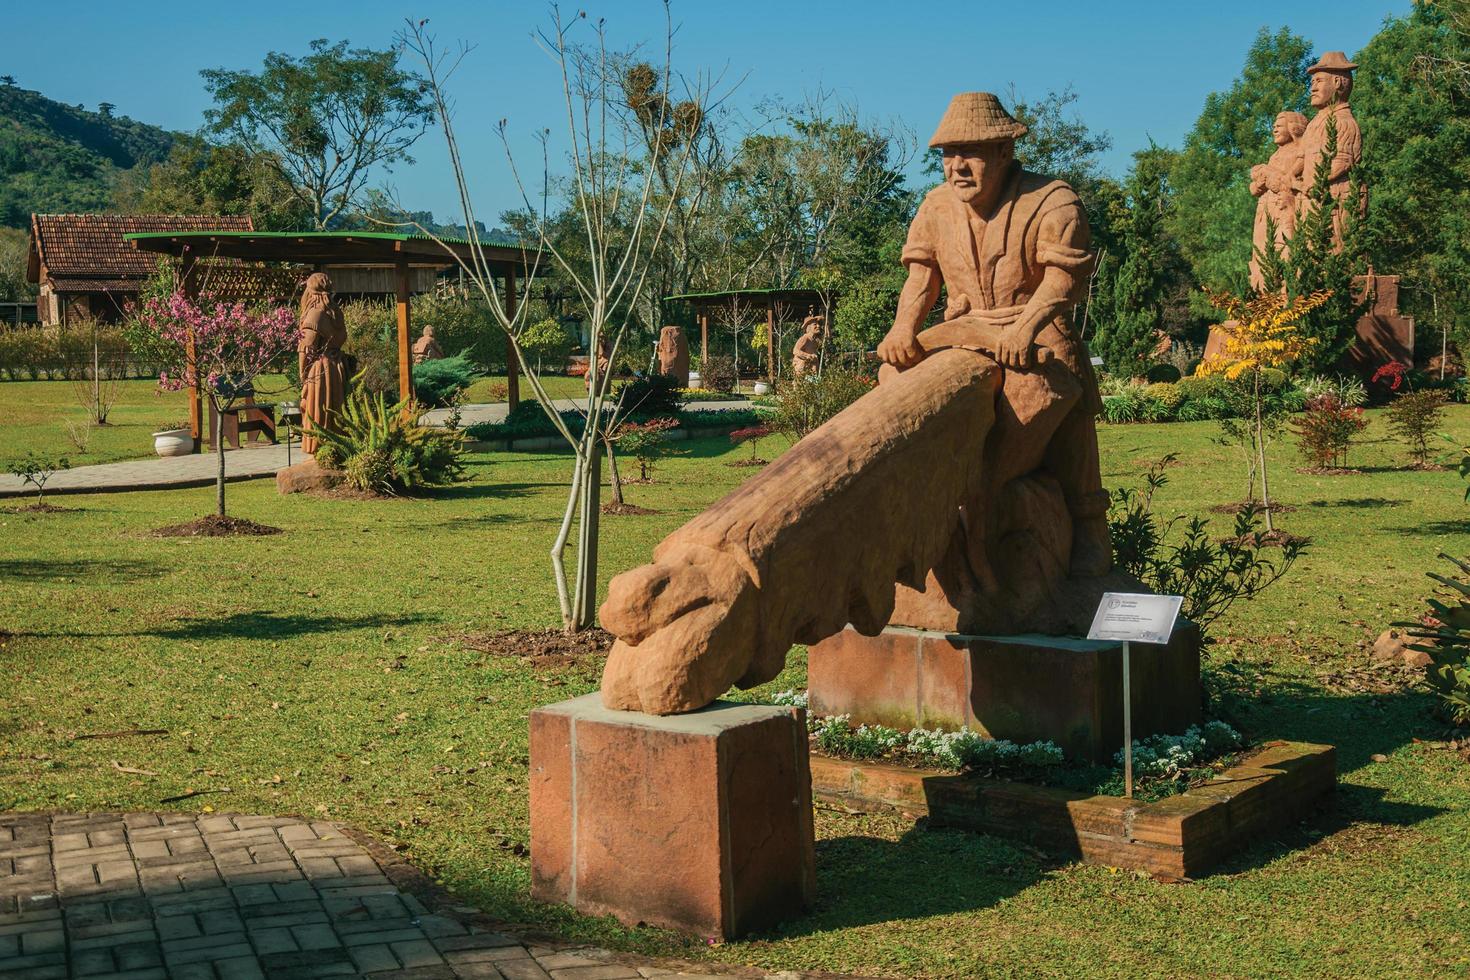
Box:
1292, 393, 1369, 470
1371, 360, 1408, 393
133, 290, 299, 517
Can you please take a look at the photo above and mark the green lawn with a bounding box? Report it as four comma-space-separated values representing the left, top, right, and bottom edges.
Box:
2, 410, 1469, 978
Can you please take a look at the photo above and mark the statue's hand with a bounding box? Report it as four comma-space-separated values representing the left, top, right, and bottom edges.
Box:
994, 324, 1038, 369
877, 327, 925, 369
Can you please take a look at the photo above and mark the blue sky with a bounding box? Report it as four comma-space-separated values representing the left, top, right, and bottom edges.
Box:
7, 1, 1410, 225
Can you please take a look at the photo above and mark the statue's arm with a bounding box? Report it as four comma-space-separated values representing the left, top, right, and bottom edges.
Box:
877, 262, 942, 368
1331, 116, 1363, 181
995, 204, 1090, 369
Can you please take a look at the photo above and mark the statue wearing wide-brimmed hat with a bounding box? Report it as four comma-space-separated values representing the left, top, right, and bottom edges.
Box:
877, 90, 1113, 612
1296, 51, 1364, 247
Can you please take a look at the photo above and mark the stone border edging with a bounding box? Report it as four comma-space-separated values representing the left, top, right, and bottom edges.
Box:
810, 740, 1335, 880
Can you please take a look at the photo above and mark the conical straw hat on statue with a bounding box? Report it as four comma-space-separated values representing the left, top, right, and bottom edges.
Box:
928, 92, 1029, 147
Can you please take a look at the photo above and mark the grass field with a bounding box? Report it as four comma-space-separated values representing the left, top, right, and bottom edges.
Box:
2, 400, 1469, 978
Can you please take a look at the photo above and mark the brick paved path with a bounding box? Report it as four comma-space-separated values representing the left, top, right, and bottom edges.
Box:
0, 813, 786, 980
0, 447, 292, 499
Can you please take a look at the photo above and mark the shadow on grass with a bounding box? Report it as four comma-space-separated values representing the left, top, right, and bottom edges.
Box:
422, 482, 548, 503
766, 823, 1043, 937
1388, 519, 1470, 536
0, 558, 164, 583
23, 610, 434, 642
1303, 497, 1409, 509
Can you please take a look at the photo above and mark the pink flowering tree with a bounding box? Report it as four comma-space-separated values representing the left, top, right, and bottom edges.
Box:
135, 291, 299, 518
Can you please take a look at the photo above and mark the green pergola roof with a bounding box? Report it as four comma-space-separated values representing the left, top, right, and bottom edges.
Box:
125, 229, 533, 271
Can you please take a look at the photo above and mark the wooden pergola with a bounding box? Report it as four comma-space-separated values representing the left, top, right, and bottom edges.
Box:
666, 288, 827, 381
127, 230, 532, 450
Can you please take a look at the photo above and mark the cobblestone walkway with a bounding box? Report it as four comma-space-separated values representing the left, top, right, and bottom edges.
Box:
0, 447, 292, 499
0, 812, 787, 980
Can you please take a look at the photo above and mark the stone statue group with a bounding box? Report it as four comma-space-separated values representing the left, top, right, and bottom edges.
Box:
1249, 51, 1362, 289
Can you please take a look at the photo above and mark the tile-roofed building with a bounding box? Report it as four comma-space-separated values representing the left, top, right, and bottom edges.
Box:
26, 213, 254, 325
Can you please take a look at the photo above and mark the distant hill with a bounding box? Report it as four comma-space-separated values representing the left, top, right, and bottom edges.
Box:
0, 84, 177, 227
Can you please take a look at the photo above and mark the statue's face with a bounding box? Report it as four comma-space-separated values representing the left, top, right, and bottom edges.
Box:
1309, 72, 1347, 109
1272, 115, 1291, 145
942, 141, 1012, 205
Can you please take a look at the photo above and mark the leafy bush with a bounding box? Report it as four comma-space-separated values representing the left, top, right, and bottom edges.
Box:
1387, 389, 1447, 467
465, 405, 766, 443
519, 317, 573, 373
340, 300, 397, 396
612, 417, 679, 481
1397, 555, 1470, 727
1297, 373, 1367, 408
1292, 394, 1369, 469
6, 452, 69, 503
770, 368, 873, 441
811, 713, 1065, 771
701, 354, 737, 393
614, 374, 684, 419
1109, 454, 1305, 635
1145, 363, 1182, 383
412, 350, 482, 407
313, 388, 465, 494
1144, 381, 1184, 417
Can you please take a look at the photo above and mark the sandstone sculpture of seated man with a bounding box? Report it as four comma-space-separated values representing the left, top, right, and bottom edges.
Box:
597, 94, 1121, 715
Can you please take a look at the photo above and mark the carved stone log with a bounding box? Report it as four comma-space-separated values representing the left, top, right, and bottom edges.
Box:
600, 348, 999, 715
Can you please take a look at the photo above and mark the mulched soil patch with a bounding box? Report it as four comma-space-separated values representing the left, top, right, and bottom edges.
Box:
448, 627, 613, 672
1296, 467, 1365, 476
313, 485, 400, 501
3, 501, 78, 514
726, 458, 769, 468
1209, 501, 1297, 515
601, 502, 658, 515
151, 515, 283, 537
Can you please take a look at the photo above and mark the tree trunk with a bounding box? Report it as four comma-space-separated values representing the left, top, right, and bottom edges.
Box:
1254, 371, 1273, 534
571, 442, 602, 630
92, 329, 101, 424
216, 407, 227, 518
604, 435, 625, 506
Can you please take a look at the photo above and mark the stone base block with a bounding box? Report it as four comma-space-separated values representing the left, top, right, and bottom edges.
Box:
529, 693, 815, 939
809, 625, 1201, 763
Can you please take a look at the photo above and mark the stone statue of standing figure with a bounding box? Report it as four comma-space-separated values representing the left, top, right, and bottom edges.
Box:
656, 325, 690, 387
1248, 111, 1308, 290
1296, 51, 1363, 249
791, 312, 824, 378
297, 272, 347, 455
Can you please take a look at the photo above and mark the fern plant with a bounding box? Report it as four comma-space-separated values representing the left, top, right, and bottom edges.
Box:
313, 386, 465, 494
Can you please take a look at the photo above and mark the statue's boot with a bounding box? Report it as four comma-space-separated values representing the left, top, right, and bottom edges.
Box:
599, 348, 1000, 715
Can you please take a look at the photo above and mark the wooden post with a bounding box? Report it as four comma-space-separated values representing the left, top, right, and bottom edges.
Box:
505, 267, 520, 411
395, 259, 412, 403
699, 310, 709, 368
766, 302, 776, 382
180, 253, 203, 453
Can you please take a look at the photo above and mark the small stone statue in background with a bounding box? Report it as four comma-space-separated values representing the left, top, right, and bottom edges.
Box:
656, 325, 690, 387
297, 273, 347, 456
791, 313, 824, 378
1248, 111, 1307, 290
412, 323, 444, 364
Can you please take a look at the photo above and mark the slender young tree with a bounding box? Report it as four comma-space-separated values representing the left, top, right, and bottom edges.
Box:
401, 6, 715, 631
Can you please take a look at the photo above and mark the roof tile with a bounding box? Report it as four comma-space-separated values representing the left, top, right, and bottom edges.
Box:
32, 214, 255, 283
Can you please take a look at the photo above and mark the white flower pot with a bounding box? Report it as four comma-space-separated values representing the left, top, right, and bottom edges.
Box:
752, 381, 771, 396
153, 428, 193, 457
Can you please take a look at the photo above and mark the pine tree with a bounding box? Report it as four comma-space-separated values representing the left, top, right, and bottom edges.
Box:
1094, 151, 1171, 376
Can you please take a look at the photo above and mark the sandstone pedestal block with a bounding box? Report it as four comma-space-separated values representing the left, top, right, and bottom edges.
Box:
529, 693, 815, 939
808, 625, 1202, 763
275, 458, 342, 495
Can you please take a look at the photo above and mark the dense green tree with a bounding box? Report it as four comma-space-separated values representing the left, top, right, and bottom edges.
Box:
113, 136, 310, 230
1167, 28, 1313, 301
1093, 148, 1176, 375
1353, 2, 1470, 356
202, 38, 433, 229
0, 227, 36, 303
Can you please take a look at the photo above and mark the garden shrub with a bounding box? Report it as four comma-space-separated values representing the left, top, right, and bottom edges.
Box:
701, 354, 737, 393
313, 387, 465, 494
1109, 455, 1305, 635
1292, 394, 1369, 469
340, 300, 397, 396
614, 374, 684, 419
1398, 555, 1470, 727
1386, 389, 1447, 467
770, 367, 873, 441
1145, 363, 1182, 383
518, 317, 573, 373
1144, 381, 1184, 417
412, 350, 482, 407
465, 405, 766, 443
612, 417, 679, 481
